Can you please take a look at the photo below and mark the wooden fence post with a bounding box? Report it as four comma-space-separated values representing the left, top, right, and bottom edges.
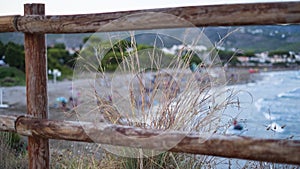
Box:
24, 4, 49, 169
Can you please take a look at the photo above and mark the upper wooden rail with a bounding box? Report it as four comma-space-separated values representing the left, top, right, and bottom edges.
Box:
0, 2, 300, 33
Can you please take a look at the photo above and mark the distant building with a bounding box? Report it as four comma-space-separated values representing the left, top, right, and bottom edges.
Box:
295, 54, 300, 61
237, 56, 249, 63
270, 55, 285, 63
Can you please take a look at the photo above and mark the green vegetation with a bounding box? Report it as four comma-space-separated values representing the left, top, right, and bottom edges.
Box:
0, 41, 5, 57
218, 50, 235, 62
81, 38, 178, 72
47, 43, 76, 80
3, 42, 25, 72
0, 41, 77, 85
0, 67, 25, 86
217, 50, 241, 66
2, 132, 22, 150
242, 50, 255, 57
99, 39, 132, 71
269, 50, 290, 57
182, 51, 202, 66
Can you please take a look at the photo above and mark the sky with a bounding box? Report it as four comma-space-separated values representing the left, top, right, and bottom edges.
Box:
0, 0, 299, 15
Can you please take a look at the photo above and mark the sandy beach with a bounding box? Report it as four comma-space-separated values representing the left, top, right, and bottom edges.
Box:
0, 68, 260, 119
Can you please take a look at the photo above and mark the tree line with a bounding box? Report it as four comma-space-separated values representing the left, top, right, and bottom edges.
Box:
0, 41, 77, 79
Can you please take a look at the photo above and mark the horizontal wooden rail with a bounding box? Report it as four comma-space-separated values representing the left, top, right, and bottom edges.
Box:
0, 114, 299, 165
0, 15, 19, 32
0, 2, 300, 33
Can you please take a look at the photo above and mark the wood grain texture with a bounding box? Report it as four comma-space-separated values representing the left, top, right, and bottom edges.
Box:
0, 15, 19, 32
0, 115, 17, 132
24, 4, 49, 169
1, 114, 300, 164
0, 115, 294, 165
0, 2, 300, 33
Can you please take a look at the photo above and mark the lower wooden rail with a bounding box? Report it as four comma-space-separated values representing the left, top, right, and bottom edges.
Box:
0, 114, 299, 165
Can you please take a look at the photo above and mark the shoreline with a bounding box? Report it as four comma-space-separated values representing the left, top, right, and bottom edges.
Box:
0, 67, 298, 117
225, 66, 299, 85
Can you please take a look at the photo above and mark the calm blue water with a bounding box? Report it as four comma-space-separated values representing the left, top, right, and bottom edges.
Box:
224, 70, 300, 139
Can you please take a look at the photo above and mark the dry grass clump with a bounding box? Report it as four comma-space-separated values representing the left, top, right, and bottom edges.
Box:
75, 31, 228, 130
111, 152, 217, 169
70, 30, 238, 168
0, 132, 28, 169
50, 146, 217, 169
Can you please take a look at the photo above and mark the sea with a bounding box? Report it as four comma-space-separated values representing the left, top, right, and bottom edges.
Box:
224, 70, 300, 140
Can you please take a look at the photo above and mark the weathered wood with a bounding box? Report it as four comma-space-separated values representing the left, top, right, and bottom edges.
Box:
0, 15, 19, 32
24, 4, 49, 169
0, 115, 297, 165
171, 135, 300, 165
0, 115, 17, 132
1, 2, 300, 33
16, 117, 93, 142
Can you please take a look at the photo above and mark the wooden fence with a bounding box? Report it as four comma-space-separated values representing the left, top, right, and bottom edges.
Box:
0, 2, 300, 168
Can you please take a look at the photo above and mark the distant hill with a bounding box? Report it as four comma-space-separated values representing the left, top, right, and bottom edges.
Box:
0, 33, 91, 49
0, 25, 299, 52
203, 25, 300, 52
